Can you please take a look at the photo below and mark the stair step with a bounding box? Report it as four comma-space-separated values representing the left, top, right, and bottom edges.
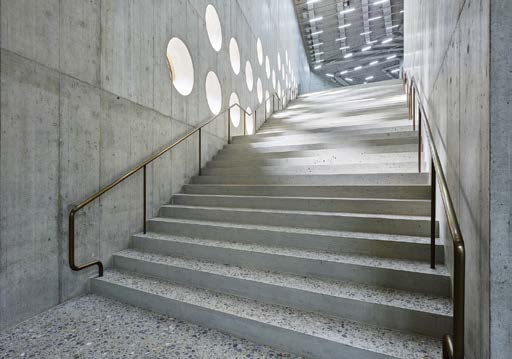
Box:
191, 173, 430, 185
208, 151, 418, 168
131, 232, 450, 295
158, 205, 438, 237
113, 250, 451, 337
202, 161, 419, 176
171, 194, 431, 216
231, 120, 413, 143
183, 184, 431, 200
92, 270, 443, 359
229, 130, 416, 148
215, 144, 419, 161
146, 217, 445, 262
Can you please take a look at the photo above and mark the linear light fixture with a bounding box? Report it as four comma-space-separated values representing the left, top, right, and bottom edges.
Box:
345, 77, 353, 82
369, 60, 379, 66
335, 37, 347, 41
387, 25, 399, 30
360, 31, 372, 36
372, 0, 389, 5
391, 68, 400, 73
307, 0, 322, 4
362, 46, 372, 52
365, 76, 374, 80
382, 38, 393, 44
340, 70, 348, 75
354, 66, 362, 71
339, 8, 355, 15
309, 16, 323, 23
314, 64, 322, 69
344, 53, 353, 59
339, 23, 352, 29
312, 42, 324, 47
326, 73, 334, 77
368, 16, 382, 21
340, 46, 350, 50
387, 54, 397, 60
310, 30, 324, 36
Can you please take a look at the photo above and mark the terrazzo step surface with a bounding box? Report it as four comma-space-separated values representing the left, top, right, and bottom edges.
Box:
191, 172, 430, 185
91, 270, 443, 359
171, 193, 431, 216
182, 184, 432, 199
145, 218, 445, 262
113, 249, 452, 337
158, 205, 438, 237
130, 232, 450, 295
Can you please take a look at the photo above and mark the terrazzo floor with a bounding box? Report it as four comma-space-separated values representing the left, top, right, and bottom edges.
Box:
0, 295, 300, 359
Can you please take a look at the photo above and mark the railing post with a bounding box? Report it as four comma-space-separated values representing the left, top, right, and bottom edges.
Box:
198, 128, 202, 175
228, 109, 231, 144
454, 244, 465, 359
143, 165, 147, 234
272, 95, 275, 113
244, 111, 247, 135
413, 87, 416, 131
254, 110, 257, 134
430, 158, 436, 269
418, 110, 422, 173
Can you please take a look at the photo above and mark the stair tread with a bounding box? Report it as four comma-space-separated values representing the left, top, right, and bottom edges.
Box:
135, 230, 449, 276
160, 204, 431, 220
96, 270, 442, 358
149, 216, 441, 245
116, 249, 452, 316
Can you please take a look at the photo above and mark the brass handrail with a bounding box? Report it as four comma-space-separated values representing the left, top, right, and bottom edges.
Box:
405, 74, 465, 359
68, 89, 294, 276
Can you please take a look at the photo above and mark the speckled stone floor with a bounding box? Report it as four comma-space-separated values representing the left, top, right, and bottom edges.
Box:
0, 295, 300, 359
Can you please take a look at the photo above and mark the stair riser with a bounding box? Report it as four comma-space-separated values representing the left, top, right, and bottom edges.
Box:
214, 144, 419, 161
171, 195, 431, 216
207, 153, 418, 169
231, 123, 413, 144
191, 173, 430, 186
131, 237, 450, 296
221, 137, 417, 154
183, 185, 431, 200
202, 163, 418, 176
113, 255, 452, 337
158, 207, 438, 237
230, 130, 416, 147
91, 279, 392, 359
144, 223, 445, 263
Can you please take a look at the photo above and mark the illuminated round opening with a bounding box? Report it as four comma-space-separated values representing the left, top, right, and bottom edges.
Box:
277, 81, 282, 99
166, 38, 194, 96
277, 53, 281, 71
257, 78, 263, 104
272, 70, 276, 89
257, 38, 263, 65
285, 50, 289, 65
265, 90, 270, 112
206, 4, 222, 51
246, 107, 254, 135
245, 60, 254, 91
265, 56, 271, 79
205, 71, 222, 115
229, 38, 240, 75
229, 92, 240, 127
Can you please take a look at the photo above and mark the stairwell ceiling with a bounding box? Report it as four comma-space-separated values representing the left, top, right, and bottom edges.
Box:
294, 0, 404, 86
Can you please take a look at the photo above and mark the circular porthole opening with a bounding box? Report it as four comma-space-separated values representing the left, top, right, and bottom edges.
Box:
246, 107, 254, 135
277, 53, 281, 71
245, 61, 254, 91
229, 92, 241, 127
166, 38, 194, 96
206, 4, 222, 51
257, 38, 263, 65
265, 56, 271, 79
205, 71, 222, 115
265, 90, 270, 113
257, 78, 263, 104
229, 38, 240, 75
277, 81, 282, 99
272, 70, 276, 90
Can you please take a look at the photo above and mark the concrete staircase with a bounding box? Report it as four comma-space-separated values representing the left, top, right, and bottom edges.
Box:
92, 80, 451, 359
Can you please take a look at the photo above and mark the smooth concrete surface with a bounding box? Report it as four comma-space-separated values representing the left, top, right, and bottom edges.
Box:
404, 0, 493, 357
489, 0, 512, 356
0, 0, 331, 330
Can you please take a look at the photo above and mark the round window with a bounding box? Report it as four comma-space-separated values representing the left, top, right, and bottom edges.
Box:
265, 56, 271, 79
257, 38, 263, 65
245, 107, 254, 135
229, 38, 240, 75
229, 92, 240, 127
205, 4, 222, 51
205, 71, 222, 115
245, 61, 254, 91
257, 78, 263, 104
166, 38, 194, 96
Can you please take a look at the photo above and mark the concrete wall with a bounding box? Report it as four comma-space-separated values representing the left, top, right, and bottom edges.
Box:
404, 0, 490, 358
0, 0, 329, 330
489, 0, 512, 357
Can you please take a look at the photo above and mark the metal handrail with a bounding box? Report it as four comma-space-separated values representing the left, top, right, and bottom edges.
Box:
405, 74, 465, 359
68, 89, 295, 277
